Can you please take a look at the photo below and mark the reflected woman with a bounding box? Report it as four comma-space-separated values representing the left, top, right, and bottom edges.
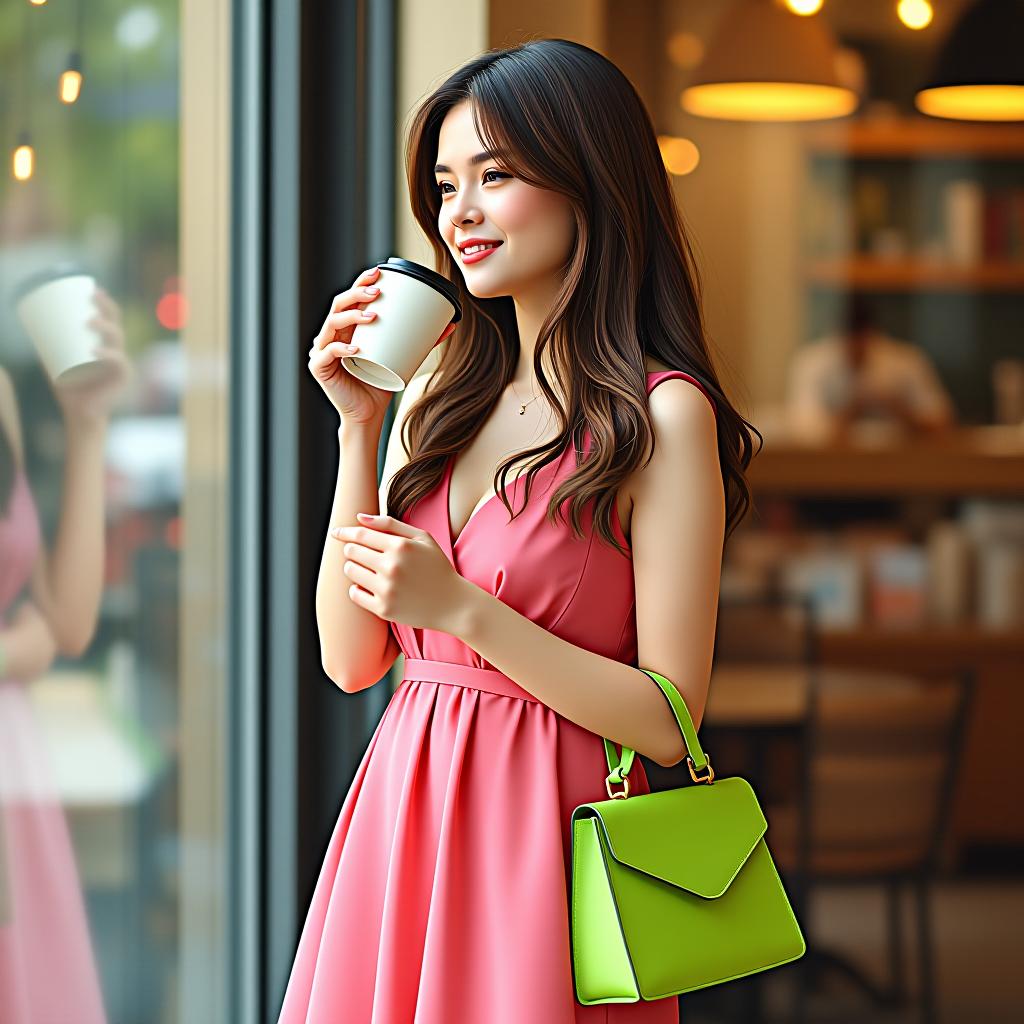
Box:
0, 286, 130, 1023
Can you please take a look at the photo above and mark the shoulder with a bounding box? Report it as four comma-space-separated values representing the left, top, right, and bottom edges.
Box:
623, 365, 719, 505
643, 356, 716, 411
0, 366, 24, 467
645, 364, 717, 431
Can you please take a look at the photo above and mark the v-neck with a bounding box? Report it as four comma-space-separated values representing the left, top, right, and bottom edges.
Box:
443, 371, 669, 550
444, 447, 565, 550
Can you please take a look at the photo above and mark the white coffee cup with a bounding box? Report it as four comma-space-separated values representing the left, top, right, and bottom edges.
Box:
342, 257, 462, 391
14, 263, 114, 387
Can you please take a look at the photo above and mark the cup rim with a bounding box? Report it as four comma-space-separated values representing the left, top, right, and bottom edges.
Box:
376, 258, 462, 323
11, 261, 94, 305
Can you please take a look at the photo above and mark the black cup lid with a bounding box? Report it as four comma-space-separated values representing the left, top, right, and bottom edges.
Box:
11, 260, 94, 305
376, 257, 462, 323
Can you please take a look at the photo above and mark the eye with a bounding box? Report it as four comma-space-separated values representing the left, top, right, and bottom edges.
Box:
435, 169, 511, 196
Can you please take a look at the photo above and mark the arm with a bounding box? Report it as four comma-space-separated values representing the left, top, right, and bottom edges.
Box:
0, 600, 61, 681
0, 370, 106, 659
320, 372, 431, 690
28, 420, 107, 658
446, 381, 724, 767
904, 351, 955, 432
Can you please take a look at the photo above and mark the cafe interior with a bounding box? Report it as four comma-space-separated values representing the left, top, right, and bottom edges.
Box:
405, 1, 1024, 1020
4, 0, 1020, 1020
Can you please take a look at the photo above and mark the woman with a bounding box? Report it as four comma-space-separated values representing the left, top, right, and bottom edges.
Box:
0, 285, 130, 1022
280, 38, 759, 1023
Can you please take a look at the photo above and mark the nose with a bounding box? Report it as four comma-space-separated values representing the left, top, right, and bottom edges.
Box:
448, 192, 482, 228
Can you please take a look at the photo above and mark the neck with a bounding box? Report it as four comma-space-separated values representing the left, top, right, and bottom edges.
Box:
511, 276, 565, 401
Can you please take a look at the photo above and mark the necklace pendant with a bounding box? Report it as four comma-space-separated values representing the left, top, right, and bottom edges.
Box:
519, 405, 526, 415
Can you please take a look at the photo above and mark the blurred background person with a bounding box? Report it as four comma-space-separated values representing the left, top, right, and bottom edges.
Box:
787, 293, 956, 441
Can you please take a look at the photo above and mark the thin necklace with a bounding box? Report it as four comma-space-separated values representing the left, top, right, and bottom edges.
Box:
511, 380, 542, 416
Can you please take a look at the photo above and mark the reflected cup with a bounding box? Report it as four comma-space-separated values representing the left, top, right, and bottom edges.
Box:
13, 262, 116, 387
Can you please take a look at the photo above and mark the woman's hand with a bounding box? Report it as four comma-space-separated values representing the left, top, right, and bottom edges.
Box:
52, 286, 133, 427
309, 266, 456, 426
330, 513, 470, 633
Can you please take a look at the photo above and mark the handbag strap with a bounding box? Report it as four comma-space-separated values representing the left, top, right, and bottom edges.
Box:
603, 668, 709, 784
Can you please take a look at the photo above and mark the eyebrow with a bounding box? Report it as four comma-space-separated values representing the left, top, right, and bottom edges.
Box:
433, 150, 505, 174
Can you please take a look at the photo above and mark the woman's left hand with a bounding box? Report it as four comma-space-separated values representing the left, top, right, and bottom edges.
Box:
331, 513, 471, 634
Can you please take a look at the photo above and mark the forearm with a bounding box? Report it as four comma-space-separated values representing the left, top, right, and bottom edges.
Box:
448, 581, 690, 768
0, 605, 60, 681
317, 418, 391, 688
47, 417, 107, 657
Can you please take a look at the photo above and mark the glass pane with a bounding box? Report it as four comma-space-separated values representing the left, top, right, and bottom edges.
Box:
0, 2, 231, 1020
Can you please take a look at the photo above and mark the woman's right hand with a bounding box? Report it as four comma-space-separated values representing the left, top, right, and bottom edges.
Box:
308, 265, 457, 426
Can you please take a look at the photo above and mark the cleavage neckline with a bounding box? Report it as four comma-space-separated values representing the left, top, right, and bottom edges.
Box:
444, 370, 670, 550
445, 446, 565, 549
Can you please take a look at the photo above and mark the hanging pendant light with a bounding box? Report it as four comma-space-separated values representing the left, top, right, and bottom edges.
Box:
680, 0, 858, 122
12, 2, 35, 181
915, 0, 1024, 121
60, 0, 87, 105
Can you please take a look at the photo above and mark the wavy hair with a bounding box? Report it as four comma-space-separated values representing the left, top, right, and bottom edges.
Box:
387, 38, 761, 556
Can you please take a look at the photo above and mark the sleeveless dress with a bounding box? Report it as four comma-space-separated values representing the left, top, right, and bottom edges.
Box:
277, 370, 717, 1023
0, 466, 108, 1023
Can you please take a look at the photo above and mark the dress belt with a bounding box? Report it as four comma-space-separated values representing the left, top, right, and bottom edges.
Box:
401, 657, 540, 705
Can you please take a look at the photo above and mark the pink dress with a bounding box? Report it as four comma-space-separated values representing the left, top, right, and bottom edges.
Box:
277, 370, 717, 1023
0, 466, 108, 1022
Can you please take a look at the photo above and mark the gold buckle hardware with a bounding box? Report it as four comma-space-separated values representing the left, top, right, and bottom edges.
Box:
605, 774, 630, 800
687, 753, 715, 784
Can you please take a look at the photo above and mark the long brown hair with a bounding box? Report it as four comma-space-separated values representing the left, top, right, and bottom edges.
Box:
388, 38, 761, 556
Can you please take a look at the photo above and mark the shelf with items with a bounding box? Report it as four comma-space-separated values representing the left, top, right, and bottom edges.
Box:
723, 494, 1024, 636
802, 167, 1024, 283
801, 116, 1024, 296
798, 115, 1024, 426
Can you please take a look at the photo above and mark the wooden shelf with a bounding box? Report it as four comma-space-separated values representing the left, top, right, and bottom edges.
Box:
805, 257, 1024, 291
747, 428, 1024, 497
818, 623, 1024, 666
804, 116, 1024, 159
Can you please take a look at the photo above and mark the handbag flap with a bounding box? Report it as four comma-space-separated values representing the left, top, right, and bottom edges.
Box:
575, 776, 767, 899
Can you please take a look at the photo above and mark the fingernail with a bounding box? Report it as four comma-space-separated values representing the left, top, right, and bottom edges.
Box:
366, 285, 379, 293
356, 512, 376, 520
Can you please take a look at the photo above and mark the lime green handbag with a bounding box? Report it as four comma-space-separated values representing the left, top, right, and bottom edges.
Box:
569, 668, 807, 1004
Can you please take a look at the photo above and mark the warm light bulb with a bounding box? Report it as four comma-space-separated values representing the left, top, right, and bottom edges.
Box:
658, 136, 701, 176
13, 143, 34, 181
666, 31, 704, 70
60, 69, 83, 104
916, 85, 1024, 121
29, 0, 48, 6
897, 0, 933, 30
785, 0, 825, 15
682, 82, 858, 121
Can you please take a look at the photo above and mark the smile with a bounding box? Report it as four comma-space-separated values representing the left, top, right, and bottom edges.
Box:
461, 241, 503, 264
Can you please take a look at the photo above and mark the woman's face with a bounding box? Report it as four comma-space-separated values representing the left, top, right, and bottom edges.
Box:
434, 100, 576, 301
